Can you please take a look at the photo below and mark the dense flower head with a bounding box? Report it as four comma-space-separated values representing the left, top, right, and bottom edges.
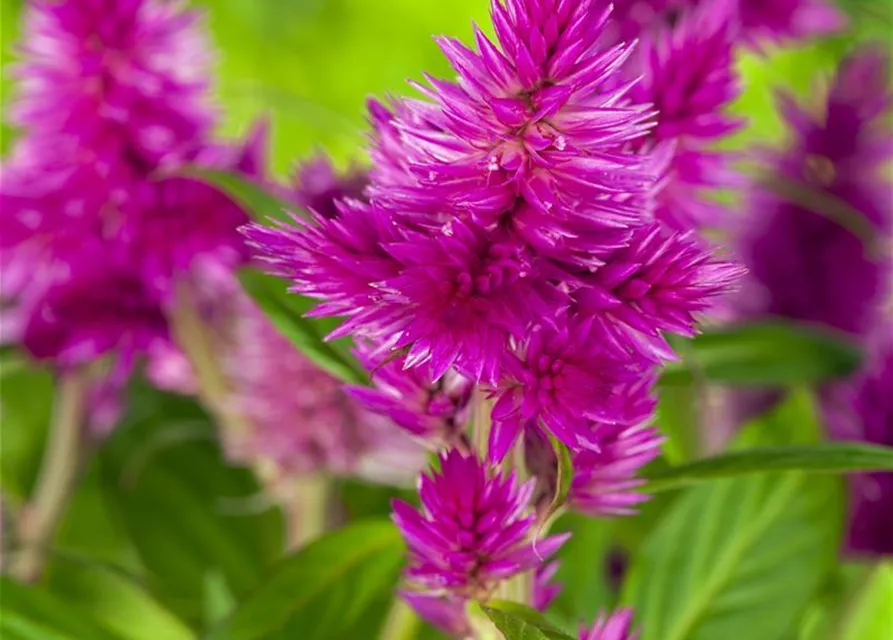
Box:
348, 342, 473, 447
393, 449, 569, 599
621, 0, 743, 232
824, 341, 893, 556
490, 315, 651, 461
373, 0, 659, 263
20, 257, 168, 366
732, 47, 892, 338
11, 0, 214, 172
580, 608, 640, 640
571, 422, 665, 516
572, 222, 746, 359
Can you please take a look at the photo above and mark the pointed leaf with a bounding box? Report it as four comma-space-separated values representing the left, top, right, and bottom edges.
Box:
188, 169, 298, 225
237, 268, 367, 385
482, 602, 575, 640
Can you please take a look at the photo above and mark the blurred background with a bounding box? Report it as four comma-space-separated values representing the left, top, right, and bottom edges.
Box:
0, 1, 891, 639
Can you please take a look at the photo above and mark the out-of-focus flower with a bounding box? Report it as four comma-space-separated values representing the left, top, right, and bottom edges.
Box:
533, 560, 563, 611
824, 341, 893, 556
292, 154, 369, 219
580, 608, 640, 640
400, 592, 473, 639
736, 0, 847, 46
11, 0, 214, 172
733, 47, 892, 339
393, 449, 569, 599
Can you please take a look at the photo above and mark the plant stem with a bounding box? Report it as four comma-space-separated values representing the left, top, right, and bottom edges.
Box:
284, 474, 331, 550
11, 370, 89, 582
379, 598, 422, 640
471, 388, 492, 459
169, 283, 250, 437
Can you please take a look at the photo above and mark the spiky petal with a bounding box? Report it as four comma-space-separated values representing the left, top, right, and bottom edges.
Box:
392, 449, 569, 598
580, 609, 640, 640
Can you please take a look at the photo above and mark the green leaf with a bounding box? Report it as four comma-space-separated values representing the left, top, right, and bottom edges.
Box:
44, 556, 195, 640
0, 576, 124, 640
541, 434, 573, 527
551, 513, 617, 623
660, 322, 861, 386
622, 410, 844, 640
187, 169, 296, 226
0, 361, 54, 502
100, 384, 283, 628
207, 520, 405, 640
840, 563, 893, 640
644, 442, 893, 493
237, 268, 367, 385
482, 602, 575, 640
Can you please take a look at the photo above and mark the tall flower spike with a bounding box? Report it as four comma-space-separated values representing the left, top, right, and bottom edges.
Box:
393, 449, 569, 599
12, 0, 214, 171
732, 47, 892, 338
381, 0, 658, 263
824, 340, 893, 556
580, 608, 640, 640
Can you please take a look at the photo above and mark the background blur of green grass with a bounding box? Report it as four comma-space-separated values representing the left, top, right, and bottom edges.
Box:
2, 0, 890, 176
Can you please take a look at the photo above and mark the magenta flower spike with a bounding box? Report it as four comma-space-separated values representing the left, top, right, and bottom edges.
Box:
733, 47, 892, 338
580, 608, 640, 640
825, 342, 893, 557
11, 0, 214, 172
393, 449, 569, 599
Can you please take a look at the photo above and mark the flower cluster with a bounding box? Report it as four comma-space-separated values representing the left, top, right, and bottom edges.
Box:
0, 0, 261, 429
247, 0, 743, 631
732, 47, 892, 339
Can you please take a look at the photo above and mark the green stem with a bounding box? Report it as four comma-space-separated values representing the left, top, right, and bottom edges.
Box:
283, 474, 331, 550
379, 598, 422, 640
471, 388, 492, 458
11, 370, 89, 582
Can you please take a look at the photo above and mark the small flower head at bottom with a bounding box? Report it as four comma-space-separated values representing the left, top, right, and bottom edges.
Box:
581, 608, 640, 640
392, 449, 569, 601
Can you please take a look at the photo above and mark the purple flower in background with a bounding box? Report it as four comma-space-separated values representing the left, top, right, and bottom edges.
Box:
21, 257, 168, 366
571, 423, 664, 516
737, 0, 846, 46
533, 560, 563, 611
400, 592, 473, 639
348, 342, 473, 448
625, 0, 743, 231
733, 47, 892, 339
393, 449, 569, 599
11, 0, 214, 172
293, 154, 369, 219
825, 342, 893, 556
580, 608, 640, 640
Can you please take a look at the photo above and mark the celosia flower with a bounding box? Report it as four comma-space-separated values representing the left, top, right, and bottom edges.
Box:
571, 423, 665, 516
377, 0, 658, 263
736, 0, 846, 46
573, 223, 746, 359
732, 47, 892, 338
222, 287, 421, 481
393, 449, 569, 599
348, 343, 473, 447
533, 561, 563, 611
11, 0, 214, 172
293, 153, 369, 219
580, 609, 639, 640
490, 317, 651, 462
20, 256, 168, 366
824, 342, 893, 556
624, 0, 743, 231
